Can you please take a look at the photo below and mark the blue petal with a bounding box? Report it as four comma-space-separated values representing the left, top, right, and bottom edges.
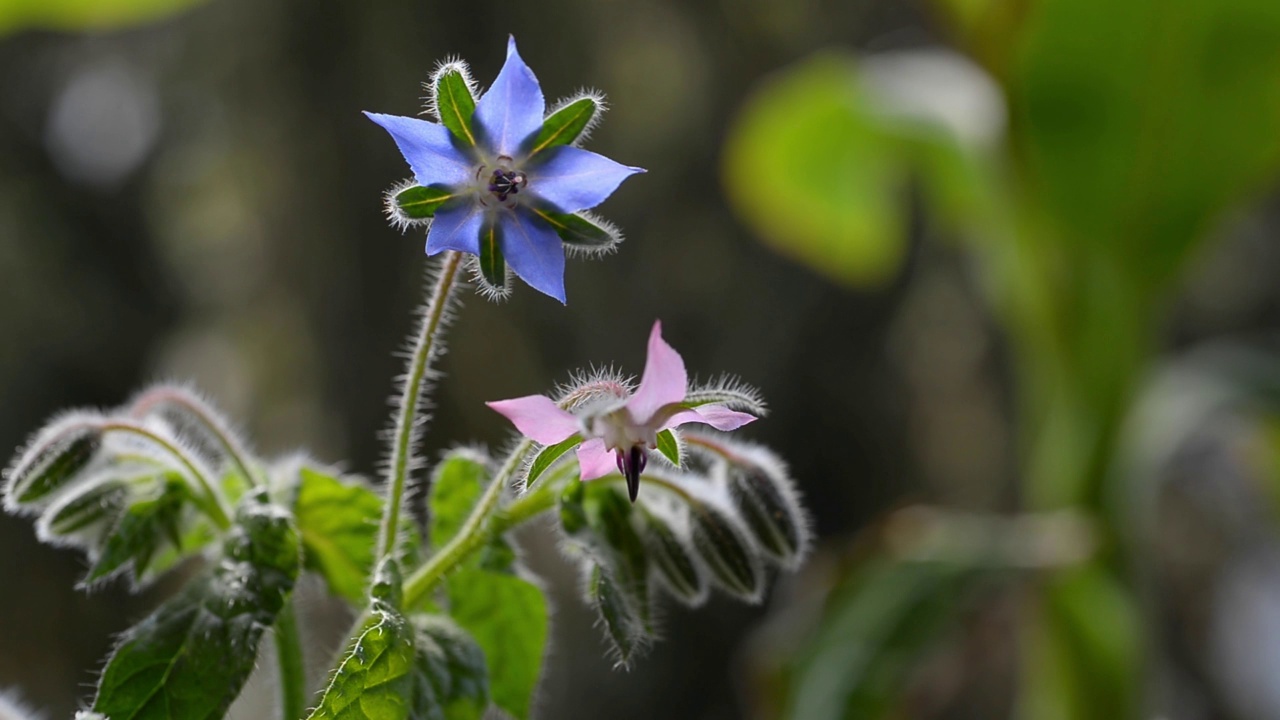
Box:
500, 207, 567, 304
473, 36, 546, 158
426, 202, 485, 256
527, 146, 645, 213
364, 112, 473, 187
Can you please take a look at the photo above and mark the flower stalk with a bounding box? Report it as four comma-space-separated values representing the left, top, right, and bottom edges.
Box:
377, 250, 464, 563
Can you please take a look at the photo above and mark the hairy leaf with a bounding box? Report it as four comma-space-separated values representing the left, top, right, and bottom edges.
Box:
294, 467, 398, 604
85, 475, 188, 584
412, 615, 489, 720
590, 565, 646, 666
428, 451, 488, 549
447, 569, 546, 720
92, 494, 300, 720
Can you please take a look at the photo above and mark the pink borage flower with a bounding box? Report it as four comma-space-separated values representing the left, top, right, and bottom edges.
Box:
487, 321, 757, 501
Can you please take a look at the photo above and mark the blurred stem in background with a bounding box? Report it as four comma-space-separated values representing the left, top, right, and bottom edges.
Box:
724, 0, 1280, 716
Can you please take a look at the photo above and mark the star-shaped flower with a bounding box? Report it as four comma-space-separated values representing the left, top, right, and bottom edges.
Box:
487, 321, 757, 501
366, 36, 644, 303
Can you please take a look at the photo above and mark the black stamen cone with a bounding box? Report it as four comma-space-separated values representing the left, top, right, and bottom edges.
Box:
625, 446, 646, 502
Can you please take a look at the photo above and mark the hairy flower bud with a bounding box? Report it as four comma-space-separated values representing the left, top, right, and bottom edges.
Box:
640, 508, 707, 606
689, 502, 763, 602
5, 414, 103, 511
726, 465, 808, 567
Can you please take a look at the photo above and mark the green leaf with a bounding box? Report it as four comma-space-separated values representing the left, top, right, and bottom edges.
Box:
655, 430, 680, 467
0, 0, 210, 34
478, 221, 506, 291
447, 569, 547, 720
293, 467, 395, 604
433, 68, 478, 146
525, 434, 582, 490
782, 558, 980, 719
310, 585, 418, 719
1017, 0, 1280, 288
85, 475, 188, 584
530, 208, 618, 250
527, 96, 599, 156
92, 494, 300, 720
412, 615, 489, 720
395, 185, 460, 220
1019, 563, 1141, 720
428, 451, 488, 549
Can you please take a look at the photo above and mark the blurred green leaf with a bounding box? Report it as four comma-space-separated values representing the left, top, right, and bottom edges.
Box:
92, 495, 300, 719
526, 434, 581, 490
447, 568, 547, 720
1017, 0, 1280, 289
294, 467, 391, 605
783, 558, 979, 720
412, 614, 489, 720
428, 451, 488, 549
0, 0, 210, 34
85, 475, 187, 584
1019, 563, 1141, 720
724, 55, 909, 287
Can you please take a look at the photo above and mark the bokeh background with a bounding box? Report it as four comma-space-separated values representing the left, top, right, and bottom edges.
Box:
3, 0, 1280, 718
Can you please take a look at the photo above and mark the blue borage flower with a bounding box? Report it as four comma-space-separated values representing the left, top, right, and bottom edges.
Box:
366, 36, 645, 303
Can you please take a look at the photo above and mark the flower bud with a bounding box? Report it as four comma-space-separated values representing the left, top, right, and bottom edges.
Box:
5, 416, 103, 510
726, 465, 809, 567
689, 502, 763, 602
590, 564, 647, 667
640, 508, 707, 606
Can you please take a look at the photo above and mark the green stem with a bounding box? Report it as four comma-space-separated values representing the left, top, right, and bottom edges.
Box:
403, 439, 539, 607
129, 387, 263, 488
274, 598, 306, 720
100, 421, 231, 529
378, 251, 464, 561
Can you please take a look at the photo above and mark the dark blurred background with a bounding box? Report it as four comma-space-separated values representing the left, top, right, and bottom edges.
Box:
3, 0, 1280, 718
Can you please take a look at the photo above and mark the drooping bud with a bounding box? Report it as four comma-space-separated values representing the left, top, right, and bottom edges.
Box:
639, 506, 707, 606
689, 501, 763, 602
5, 414, 103, 511
589, 564, 647, 667
38, 472, 131, 545
726, 464, 809, 568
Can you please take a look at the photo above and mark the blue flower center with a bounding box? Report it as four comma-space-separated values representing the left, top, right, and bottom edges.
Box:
488, 169, 527, 202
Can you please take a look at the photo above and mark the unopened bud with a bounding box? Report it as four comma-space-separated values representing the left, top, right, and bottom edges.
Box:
727, 466, 808, 566
6, 418, 102, 509
689, 503, 763, 602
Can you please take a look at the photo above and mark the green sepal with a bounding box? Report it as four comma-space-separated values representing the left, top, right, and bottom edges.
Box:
478, 220, 506, 291
526, 433, 582, 490
396, 184, 459, 220
689, 503, 762, 600
527, 96, 599, 157
293, 466, 419, 604
655, 430, 680, 466
92, 493, 300, 720
639, 507, 706, 604
531, 208, 618, 250
433, 68, 478, 145
590, 564, 647, 666
561, 483, 652, 632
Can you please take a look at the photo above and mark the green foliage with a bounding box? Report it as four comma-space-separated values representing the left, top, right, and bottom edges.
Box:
412, 615, 489, 720
92, 494, 300, 719
447, 569, 547, 720
0, 0, 210, 34
395, 185, 459, 221
782, 559, 980, 720
293, 466, 397, 605
427, 451, 488, 549
85, 475, 187, 584
433, 68, 478, 146
528, 96, 600, 157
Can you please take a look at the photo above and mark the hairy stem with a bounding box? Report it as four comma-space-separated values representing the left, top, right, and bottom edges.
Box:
100, 421, 231, 529
274, 598, 306, 720
403, 439, 541, 607
378, 251, 464, 562
129, 387, 263, 488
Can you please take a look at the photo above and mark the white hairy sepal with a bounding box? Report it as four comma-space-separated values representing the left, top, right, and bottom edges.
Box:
424, 58, 478, 120
383, 177, 432, 233
560, 210, 624, 260
463, 253, 514, 302
685, 374, 769, 416
545, 89, 608, 147
34, 462, 157, 549
554, 366, 634, 410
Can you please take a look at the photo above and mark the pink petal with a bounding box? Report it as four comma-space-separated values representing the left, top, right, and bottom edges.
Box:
485, 395, 578, 445
626, 321, 688, 424
576, 438, 616, 481
662, 405, 757, 432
